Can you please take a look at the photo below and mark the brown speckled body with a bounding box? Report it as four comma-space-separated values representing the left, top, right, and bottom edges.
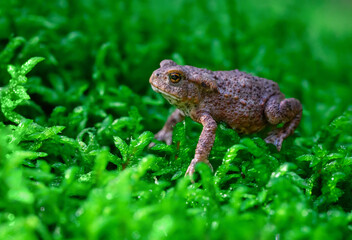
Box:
150, 60, 302, 176
196, 70, 281, 134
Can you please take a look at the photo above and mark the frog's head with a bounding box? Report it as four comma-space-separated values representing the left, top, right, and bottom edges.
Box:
149, 60, 218, 107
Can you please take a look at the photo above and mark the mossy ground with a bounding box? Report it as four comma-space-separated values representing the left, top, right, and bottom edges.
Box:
0, 0, 351, 239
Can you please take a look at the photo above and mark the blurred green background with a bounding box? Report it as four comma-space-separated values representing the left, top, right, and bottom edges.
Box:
0, 0, 351, 239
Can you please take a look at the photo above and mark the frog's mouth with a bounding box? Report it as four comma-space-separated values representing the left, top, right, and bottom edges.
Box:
151, 85, 180, 100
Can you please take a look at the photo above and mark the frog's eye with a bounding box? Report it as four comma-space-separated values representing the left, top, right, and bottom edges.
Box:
168, 72, 182, 83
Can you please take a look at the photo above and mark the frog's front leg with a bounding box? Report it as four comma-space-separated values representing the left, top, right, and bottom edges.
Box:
185, 112, 217, 176
152, 109, 185, 146
264, 94, 302, 151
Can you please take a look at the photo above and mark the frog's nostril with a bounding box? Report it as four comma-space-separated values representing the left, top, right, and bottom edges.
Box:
155, 73, 160, 77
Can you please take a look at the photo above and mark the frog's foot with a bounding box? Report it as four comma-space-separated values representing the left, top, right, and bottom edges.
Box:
265, 129, 284, 151
148, 129, 173, 148
264, 95, 303, 151
185, 159, 213, 177
149, 109, 184, 148
265, 110, 302, 151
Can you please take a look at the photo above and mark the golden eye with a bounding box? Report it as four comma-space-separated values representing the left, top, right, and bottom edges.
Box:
169, 72, 182, 83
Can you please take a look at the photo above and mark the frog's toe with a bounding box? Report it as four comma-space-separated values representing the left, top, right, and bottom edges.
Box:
149, 130, 172, 148
155, 130, 172, 145
185, 160, 196, 176
148, 141, 156, 148
185, 159, 213, 180
265, 134, 283, 151
206, 161, 214, 172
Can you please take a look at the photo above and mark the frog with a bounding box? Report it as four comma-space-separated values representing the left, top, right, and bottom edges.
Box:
149, 59, 302, 176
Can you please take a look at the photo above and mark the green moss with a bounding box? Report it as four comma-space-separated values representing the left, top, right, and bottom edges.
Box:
0, 0, 352, 239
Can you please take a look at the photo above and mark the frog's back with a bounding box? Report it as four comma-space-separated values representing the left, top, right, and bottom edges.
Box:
210, 70, 281, 134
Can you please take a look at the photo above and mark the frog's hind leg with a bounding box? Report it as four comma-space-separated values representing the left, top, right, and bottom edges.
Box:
264, 94, 302, 151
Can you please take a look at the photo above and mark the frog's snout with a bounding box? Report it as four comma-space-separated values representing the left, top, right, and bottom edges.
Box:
149, 72, 156, 84
149, 71, 160, 90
